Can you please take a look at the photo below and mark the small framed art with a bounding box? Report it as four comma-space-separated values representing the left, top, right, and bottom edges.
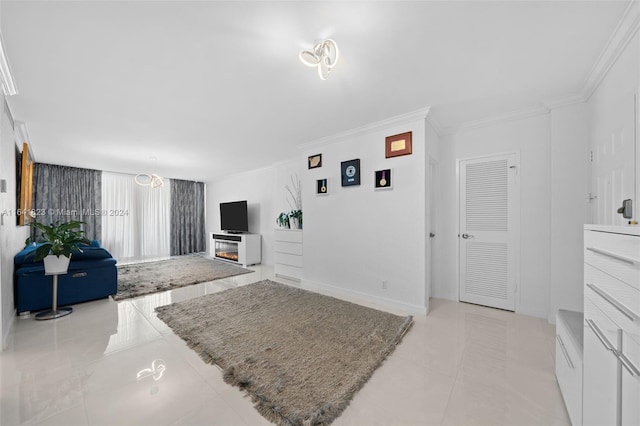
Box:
375, 169, 392, 189
385, 131, 412, 158
341, 159, 361, 187
308, 154, 322, 169
316, 178, 328, 195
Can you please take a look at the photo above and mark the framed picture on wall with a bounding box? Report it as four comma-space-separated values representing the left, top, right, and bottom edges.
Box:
341, 159, 361, 187
385, 131, 412, 158
308, 154, 322, 169
316, 178, 328, 195
375, 169, 392, 189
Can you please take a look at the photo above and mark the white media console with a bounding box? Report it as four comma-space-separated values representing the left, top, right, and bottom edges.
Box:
209, 232, 261, 267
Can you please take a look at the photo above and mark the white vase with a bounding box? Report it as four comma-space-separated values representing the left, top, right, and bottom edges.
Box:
290, 217, 300, 229
43, 254, 71, 275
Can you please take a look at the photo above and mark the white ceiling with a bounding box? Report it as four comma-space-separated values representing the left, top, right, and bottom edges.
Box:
1, 1, 630, 182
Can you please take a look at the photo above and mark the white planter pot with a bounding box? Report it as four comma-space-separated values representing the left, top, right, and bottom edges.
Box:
290, 217, 300, 229
43, 254, 71, 275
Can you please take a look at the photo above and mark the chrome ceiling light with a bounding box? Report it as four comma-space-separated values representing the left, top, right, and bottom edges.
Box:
299, 39, 339, 80
135, 173, 164, 188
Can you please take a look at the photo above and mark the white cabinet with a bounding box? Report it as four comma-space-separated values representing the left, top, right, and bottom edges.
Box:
583, 225, 640, 426
209, 232, 261, 267
274, 229, 302, 281
556, 309, 583, 426
583, 296, 620, 425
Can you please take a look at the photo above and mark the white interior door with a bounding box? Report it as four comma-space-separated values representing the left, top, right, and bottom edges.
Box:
459, 153, 519, 311
426, 161, 436, 309
591, 92, 636, 225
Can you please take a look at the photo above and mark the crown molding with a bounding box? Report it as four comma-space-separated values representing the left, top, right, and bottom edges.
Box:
541, 93, 588, 110
14, 121, 35, 159
440, 1, 638, 136
582, 0, 640, 100
443, 104, 550, 135
0, 32, 17, 96
301, 106, 431, 149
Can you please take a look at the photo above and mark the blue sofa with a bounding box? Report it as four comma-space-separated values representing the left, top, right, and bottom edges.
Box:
14, 241, 118, 314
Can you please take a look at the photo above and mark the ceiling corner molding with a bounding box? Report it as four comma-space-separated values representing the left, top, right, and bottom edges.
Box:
444, 105, 550, 135
426, 113, 445, 137
14, 121, 30, 144
301, 106, 431, 149
541, 93, 588, 110
0, 32, 17, 96
582, 0, 640, 100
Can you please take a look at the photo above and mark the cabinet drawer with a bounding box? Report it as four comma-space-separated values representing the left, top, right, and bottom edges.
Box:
274, 252, 303, 268
275, 241, 303, 256
556, 317, 583, 368
275, 263, 302, 280
274, 229, 303, 243
556, 315, 583, 426
585, 264, 640, 329
585, 230, 640, 260
585, 231, 640, 289
585, 295, 620, 352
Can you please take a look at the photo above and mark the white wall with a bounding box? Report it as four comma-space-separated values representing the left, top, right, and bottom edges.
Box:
549, 103, 590, 319
204, 110, 434, 314
205, 166, 277, 266
0, 95, 29, 349
301, 116, 429, 314
435, 114, 552, 319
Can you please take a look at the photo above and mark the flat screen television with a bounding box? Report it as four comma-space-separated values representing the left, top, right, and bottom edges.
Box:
220, 200, 248, 233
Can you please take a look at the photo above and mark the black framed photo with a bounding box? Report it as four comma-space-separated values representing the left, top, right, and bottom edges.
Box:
316, 178, 328, 195
308, 154, 322, 169
341, 159, 361, 187
375, 169, 392, 189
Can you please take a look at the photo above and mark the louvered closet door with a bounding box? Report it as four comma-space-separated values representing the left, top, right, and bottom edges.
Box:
459, 153, 519, 311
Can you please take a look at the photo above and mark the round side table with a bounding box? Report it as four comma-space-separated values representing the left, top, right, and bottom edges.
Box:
35, 272, 72, 320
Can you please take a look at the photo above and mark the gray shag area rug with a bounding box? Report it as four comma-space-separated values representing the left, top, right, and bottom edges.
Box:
155, 279, 413, 425
114, 254, 253, 300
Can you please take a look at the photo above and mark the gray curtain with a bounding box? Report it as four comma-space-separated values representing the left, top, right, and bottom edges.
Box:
170, 179, 205, 255
32, 163, 102, 240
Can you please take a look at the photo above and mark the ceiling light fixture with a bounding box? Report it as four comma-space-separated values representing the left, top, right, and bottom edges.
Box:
299, 39, 339, 80
0, 33, 17, 96
135, 173, 164, 188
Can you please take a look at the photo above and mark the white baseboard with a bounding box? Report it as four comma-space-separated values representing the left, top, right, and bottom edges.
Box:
1, 309, 16, 351
299, 279, 427, 316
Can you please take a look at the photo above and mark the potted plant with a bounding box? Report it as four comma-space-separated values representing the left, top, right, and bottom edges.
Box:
27, 220, 91, 274
289, 209, 302, 229
276, 212, 290, 229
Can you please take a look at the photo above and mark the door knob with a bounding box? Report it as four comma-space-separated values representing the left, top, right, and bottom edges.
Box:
461, 233, 474, 239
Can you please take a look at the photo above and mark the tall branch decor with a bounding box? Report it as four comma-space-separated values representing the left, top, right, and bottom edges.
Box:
276, 174, 303, 229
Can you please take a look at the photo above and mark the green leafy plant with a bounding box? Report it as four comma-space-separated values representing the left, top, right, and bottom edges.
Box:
27, 220, 91, 261
289, 209, 302, 229
276, 212, 290, 228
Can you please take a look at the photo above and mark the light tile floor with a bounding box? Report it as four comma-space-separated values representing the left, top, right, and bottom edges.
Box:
0, 265, 570, 425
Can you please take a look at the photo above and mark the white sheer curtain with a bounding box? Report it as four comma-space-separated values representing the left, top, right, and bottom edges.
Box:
101, 172, 171, 264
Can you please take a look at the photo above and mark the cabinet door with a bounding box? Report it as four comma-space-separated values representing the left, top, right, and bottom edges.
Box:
621, 326, 640, 426
621, 364, 640, 426
583, 325, 619, 425
584, 298, 619, 426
